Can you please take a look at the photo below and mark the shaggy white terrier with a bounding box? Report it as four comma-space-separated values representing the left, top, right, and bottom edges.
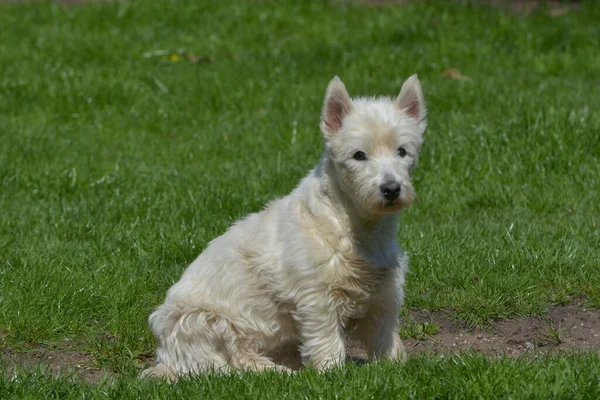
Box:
142, 75, 427, 378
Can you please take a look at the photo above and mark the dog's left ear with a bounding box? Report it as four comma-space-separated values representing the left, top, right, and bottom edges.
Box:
320, 76, 353, 138
395, 75, 427, 131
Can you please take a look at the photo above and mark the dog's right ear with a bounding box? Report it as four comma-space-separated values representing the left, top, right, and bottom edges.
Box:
320, 76, 353, 138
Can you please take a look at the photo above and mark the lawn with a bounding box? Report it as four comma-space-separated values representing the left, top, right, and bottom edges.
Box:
1, 0, 599, 398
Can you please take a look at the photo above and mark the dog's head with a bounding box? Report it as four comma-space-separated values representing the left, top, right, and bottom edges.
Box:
320, 75, 427, 215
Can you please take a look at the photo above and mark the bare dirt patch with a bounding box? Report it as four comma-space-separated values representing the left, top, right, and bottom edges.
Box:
348, 303, 600, 360
2, 343, 109, 384
2, 303, 598, 381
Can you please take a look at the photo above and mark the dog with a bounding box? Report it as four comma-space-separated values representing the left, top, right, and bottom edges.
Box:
142, 75, 427, 379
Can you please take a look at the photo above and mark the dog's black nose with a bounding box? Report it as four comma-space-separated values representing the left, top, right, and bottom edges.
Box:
380, 182, 401, 201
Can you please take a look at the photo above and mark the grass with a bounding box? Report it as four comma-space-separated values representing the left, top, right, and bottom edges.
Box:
400, 320, 441, 341
0, 0, 599, 397
399, 310, 441, 340
535, 324, 563, 348
3, 354, 600, 399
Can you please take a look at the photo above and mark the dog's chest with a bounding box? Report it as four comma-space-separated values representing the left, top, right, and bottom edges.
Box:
324, 243, 394, 321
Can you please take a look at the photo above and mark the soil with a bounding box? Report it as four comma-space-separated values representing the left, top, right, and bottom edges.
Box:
348, 303, 600, 360
1, 342, 108, 384
2, 304, 598, 383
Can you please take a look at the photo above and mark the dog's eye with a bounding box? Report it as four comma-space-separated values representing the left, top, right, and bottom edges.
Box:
397, 147, 407, 157
353, 151, 367, 161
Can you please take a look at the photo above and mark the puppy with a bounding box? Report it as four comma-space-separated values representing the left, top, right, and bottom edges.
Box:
142, 75, 427, 378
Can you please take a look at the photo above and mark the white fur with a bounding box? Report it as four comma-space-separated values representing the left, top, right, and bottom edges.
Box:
141, 75, 427, 378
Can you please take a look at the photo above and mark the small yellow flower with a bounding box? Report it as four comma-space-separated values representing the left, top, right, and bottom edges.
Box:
170, 54, 181, 62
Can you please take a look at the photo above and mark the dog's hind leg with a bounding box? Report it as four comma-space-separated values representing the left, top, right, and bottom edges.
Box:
142, 306, 238, 378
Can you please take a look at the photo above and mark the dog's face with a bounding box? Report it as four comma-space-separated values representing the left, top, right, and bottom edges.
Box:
320, 76, 427, 215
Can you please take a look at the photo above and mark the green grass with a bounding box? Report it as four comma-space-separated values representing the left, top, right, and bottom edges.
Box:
1, 0, 599, 396
399, 310, 441, 340
3, 354, 600, 399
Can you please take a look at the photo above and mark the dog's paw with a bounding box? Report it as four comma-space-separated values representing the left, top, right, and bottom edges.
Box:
388, 335, 407, 362
140, 364, 177, 381
272, 364, 295, 373
310, 356, 345, 371
369, 333, 407, 362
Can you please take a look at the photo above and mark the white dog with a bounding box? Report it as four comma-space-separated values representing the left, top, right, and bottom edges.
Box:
142, 75, 427, 379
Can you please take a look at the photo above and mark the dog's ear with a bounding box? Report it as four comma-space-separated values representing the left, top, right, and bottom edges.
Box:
395, 75, 427, 130
320, 76, 353, 137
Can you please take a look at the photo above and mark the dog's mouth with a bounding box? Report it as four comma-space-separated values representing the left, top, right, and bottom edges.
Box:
383, 200, 399, 208
374, 199, 403, 213
376, 195, 414, 213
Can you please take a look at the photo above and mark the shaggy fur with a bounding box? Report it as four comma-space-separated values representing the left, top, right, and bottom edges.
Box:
142, 75, 427, 378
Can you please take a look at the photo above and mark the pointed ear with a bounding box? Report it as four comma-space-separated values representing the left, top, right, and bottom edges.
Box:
320, 76, 353, 137
395, 74, 426, 129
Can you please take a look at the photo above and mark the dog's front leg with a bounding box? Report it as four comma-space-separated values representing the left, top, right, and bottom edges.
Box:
353, 302, 406, 362
369, 323, 406, 362
352, 278, 406, 363
295, 296, 345, 370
